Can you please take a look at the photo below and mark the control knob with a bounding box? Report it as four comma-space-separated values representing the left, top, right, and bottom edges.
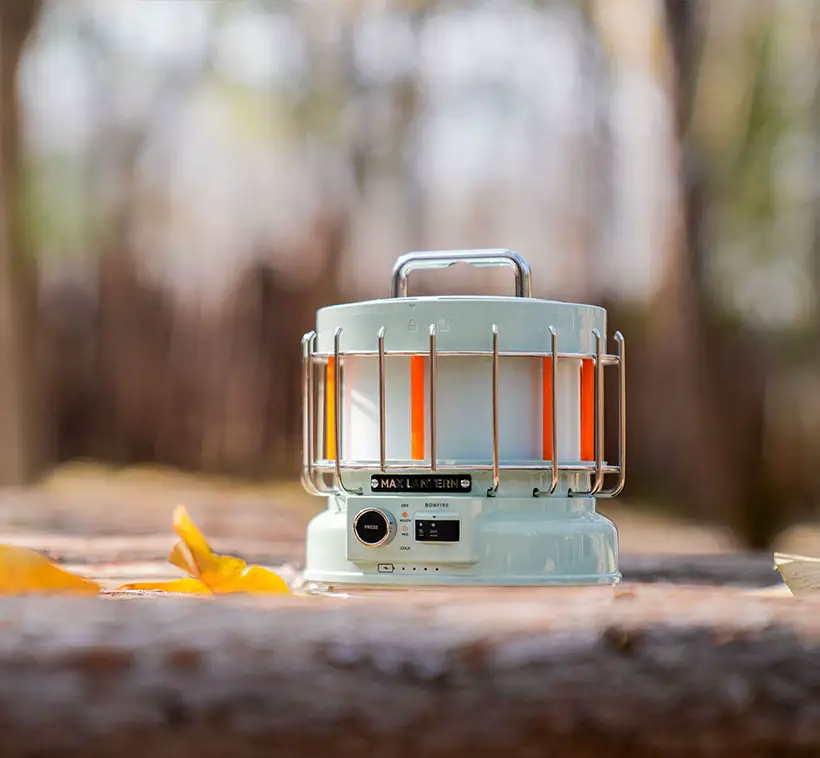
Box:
353, 508, 396, 547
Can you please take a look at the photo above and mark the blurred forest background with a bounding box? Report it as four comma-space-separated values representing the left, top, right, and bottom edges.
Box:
0, 0, 818, 550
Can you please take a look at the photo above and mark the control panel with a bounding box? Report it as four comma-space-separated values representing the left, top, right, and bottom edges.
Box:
345, 496, 479, 565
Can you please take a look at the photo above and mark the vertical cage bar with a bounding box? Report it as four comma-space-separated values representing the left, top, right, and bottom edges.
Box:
534, 326, 559, 498
600, 331, 626, 498
301, 332, 335, 495
593, 328, 605, 494
488, 324, 500, 496
549, 326, 559, 495
377, 326, 387, 473
429, 324, 438, 472
333, 328, 362, 495
541, 359, 552, 462
300, 331, 319, 495
541, 343, 553, 460
570, 329, 605, 497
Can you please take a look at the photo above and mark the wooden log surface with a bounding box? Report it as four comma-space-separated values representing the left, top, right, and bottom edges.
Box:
0, 473, 810, 756
0, 583, 813, 758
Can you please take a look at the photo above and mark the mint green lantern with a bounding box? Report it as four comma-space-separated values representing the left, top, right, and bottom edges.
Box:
301, 250, 625, 590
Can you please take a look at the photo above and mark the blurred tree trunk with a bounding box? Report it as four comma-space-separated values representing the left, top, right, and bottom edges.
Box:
647, 0, 737, 520
812, 4, 820, 328
649, 0, 779, 547
0, 0, 43, 485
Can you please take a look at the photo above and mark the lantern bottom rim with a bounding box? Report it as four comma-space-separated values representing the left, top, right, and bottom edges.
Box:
299, 572, 622, 590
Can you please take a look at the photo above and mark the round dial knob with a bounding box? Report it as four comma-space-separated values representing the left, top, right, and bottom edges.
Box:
353, 508, 396, 547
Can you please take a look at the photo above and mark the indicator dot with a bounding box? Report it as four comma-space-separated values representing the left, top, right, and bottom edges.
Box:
402, 512, 408, 518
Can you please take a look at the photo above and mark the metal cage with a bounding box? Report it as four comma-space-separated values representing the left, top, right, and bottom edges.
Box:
300, 250, 625, 500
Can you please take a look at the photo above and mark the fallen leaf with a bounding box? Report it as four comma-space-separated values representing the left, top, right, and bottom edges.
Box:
225, 564, 293, 593
0, 504, 290, 597
116, 505, 291, 595
0, 545, 101, 595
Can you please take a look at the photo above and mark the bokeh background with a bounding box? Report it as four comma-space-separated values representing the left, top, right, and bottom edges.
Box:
1, 0, 819, 556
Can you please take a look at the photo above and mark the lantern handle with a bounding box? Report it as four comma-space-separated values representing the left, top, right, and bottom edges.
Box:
390, 249, 533, 299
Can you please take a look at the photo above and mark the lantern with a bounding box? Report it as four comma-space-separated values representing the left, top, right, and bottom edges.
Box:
301, 250, 625, 589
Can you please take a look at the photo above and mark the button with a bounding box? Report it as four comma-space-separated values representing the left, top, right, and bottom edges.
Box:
377, 563, 394, 573
353, 508, 396, 547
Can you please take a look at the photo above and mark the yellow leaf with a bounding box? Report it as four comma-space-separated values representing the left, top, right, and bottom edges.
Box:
0, 545, 100, 595
211, 564, 291, 595
114, 578, 212, 594
167, 539, 196, 576
172, 505, 214, 566
0, 505, 291, 598
169, 505, 290, 595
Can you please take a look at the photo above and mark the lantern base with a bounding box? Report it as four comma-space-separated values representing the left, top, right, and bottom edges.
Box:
303, 494, 620, 588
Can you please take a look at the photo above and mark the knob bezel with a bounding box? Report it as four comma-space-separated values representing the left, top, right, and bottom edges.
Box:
352, 508, 396, 547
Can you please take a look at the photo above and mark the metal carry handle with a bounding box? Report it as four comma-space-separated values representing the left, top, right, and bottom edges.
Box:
390, 249, 533, 299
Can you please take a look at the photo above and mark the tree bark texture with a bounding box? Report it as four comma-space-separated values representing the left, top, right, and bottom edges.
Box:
0, 587, 813, 757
